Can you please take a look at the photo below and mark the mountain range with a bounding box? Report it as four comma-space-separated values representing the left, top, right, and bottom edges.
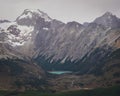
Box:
0, 9, 120, 91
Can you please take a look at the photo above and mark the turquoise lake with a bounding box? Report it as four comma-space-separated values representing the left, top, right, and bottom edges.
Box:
48, 71, 72, 75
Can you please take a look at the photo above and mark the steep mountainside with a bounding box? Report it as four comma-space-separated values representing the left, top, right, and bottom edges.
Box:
33, 11, 120, 74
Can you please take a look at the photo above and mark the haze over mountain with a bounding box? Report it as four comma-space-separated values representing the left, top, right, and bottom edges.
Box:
0, 9, 120, 91
0, 0, 120, 23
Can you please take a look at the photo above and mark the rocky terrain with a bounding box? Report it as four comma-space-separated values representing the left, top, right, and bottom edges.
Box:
0, 9, 120, 91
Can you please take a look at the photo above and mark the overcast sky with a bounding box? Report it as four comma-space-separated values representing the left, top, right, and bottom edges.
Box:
0, 0, 120, 23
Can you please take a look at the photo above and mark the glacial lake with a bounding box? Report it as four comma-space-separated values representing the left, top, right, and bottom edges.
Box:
48, 71, 72, 75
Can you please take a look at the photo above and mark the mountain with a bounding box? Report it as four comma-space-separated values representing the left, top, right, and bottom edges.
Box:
33, 12, 120, 73
0, 10, 120, 90
94, 12, 120, 28
16, 9, 52, 26
0, 10, 48, 90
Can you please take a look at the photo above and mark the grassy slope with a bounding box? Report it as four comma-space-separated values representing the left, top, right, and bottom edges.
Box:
0, 86, 120, 96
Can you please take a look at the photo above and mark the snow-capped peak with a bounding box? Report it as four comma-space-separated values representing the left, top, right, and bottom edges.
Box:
16, 9, 52, 23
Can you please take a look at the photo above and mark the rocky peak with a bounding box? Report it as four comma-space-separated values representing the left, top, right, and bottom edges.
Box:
103, 11, 113, 16
23, 9, 52, 21
65, 21, 84, 30
16, 9, 52, 26
94, 12, 120, 28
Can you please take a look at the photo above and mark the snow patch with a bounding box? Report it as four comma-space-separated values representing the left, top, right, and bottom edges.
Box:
0, 21, 34, 47
8, 25, 34, 47
20, 9, 52, 22
19, 12, 32, 20
43, 27, 49, 30
0, 22, 16, 31
61, 56, 68, 63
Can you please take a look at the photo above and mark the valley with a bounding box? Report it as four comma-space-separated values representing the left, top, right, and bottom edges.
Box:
0, 9, 120, 95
